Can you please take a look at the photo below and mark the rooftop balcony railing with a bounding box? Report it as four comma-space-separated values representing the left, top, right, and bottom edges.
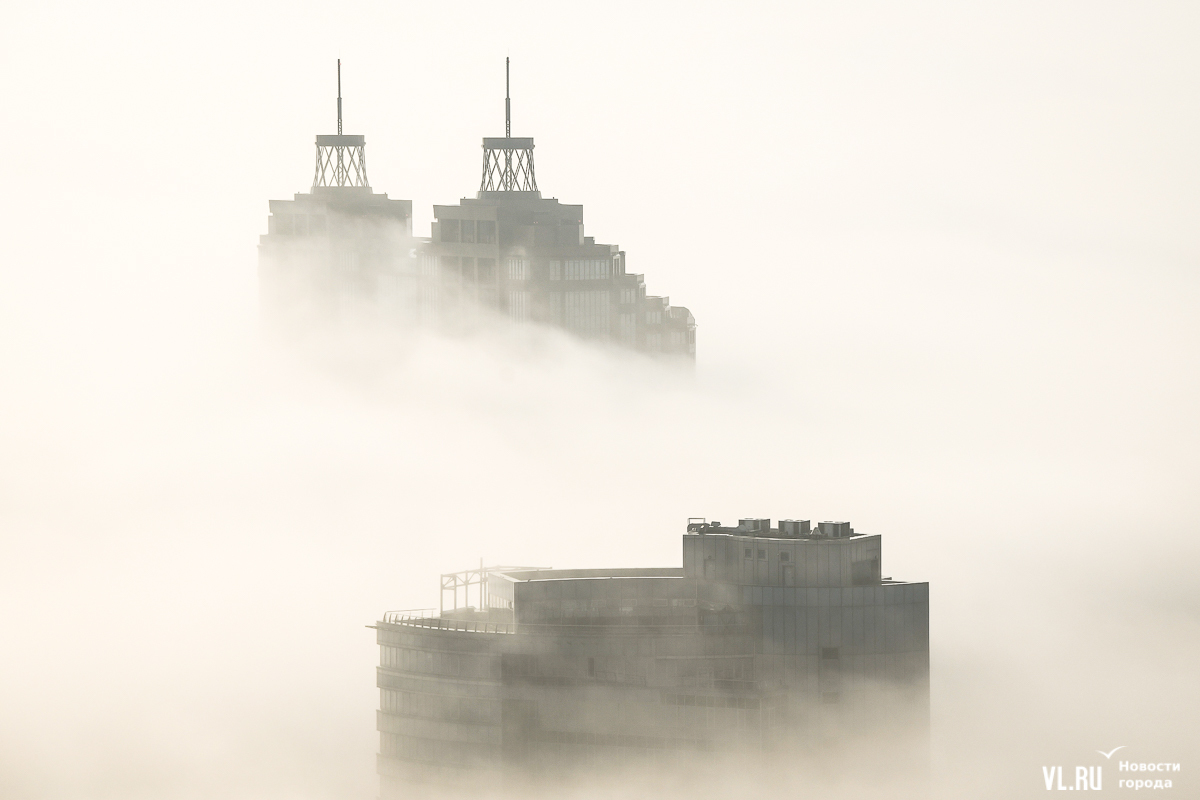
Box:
381, 611, 516, 634
380, 611, 751, 637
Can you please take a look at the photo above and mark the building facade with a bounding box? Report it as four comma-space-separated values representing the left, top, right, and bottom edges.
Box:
374, 518, 930, 794
257, 180, 419, 334
259, 62, 695, 358
258, 64, 420, 335
423, 139, 696, 355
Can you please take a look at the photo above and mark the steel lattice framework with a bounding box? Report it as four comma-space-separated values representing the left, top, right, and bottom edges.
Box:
477, 57, 540, 196
479, 137, 537, 193
313, 135, 369, 188
438, 563, 548, 615
312, 59, 369, 189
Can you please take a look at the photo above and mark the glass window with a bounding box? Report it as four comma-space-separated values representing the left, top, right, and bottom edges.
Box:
440, 219, 460, 242
460, 220, 476, 243
508, 290, 530, 322
744, 548, 752, 558
506, 258, 529, 280
563, 290, 611, 337
477, 220, 496, 244
564, 259, 612, 280
618, 312, 637, 344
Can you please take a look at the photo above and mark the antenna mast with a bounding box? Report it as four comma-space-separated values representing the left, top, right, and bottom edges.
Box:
337, 59, 343, 136
478, 56, 538, 197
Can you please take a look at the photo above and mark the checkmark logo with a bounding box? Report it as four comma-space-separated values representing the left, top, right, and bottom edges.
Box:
1097, 746, 1126, 759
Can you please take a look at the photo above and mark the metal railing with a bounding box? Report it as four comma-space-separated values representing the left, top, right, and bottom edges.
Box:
379, 612, 749, 636
381, 611, 515, 634
381, 608, 435, 622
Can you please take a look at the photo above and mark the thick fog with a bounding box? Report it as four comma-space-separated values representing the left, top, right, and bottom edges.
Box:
2, 1, 1198, 798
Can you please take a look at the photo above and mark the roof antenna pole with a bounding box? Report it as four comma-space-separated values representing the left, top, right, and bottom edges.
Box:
505, 57, 511, 138
337, 59, 343, 136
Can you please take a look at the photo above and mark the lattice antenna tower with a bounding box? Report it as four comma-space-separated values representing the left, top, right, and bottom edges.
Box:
479, 57, 540, 197
313, 59, 369, 189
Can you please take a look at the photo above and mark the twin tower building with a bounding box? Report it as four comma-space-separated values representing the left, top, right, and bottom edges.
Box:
259, 61, 697, 358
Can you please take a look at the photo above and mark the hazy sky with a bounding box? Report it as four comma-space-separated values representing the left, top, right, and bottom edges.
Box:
1, 2, 1198, 798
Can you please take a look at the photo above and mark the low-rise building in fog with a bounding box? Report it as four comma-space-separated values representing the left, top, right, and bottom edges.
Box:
258, 61, 695, 358
374, 517, 929, 794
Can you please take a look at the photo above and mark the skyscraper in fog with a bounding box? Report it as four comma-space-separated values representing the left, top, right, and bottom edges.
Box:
259, 61, 696, 358
258, 61, 419, 334
423, 59, 695, 356
374, 517, 929, 794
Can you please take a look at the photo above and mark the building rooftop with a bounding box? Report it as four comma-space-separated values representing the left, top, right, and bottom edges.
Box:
686, 518, 861, 540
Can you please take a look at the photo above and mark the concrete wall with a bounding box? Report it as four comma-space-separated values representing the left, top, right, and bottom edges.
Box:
683, 533, 882, 587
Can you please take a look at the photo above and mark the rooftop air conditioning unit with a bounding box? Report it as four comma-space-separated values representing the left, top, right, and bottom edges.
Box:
737, 518, 770, 534
779, 520, 811, 537
819, 521, 851, 538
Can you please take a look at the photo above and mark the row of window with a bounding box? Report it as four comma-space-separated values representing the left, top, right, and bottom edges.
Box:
380, 646, 494, 680
548, 259, 612, 281
507, 290, 531, 322
500, 653, 655, 683
553, 290, 611, 337
381, 689, 499, 725
426, 256, 498, 281
410, 257, 650, 304
745, 548, 792, 561
512, 294, 670, 332
429, 257, 621, 286
659, 692, 760, 710
380, 732, 495, 766
271, 213, 328, 236
505, 258, 529, 281
438, 219, 497, 244
522, 597, 697, 612
270, 213, 406, 237
735, 550, 879, 588
378, 670, 498, 699
741, 583, 925, 607
618, 313, 637, 345
657, 657, 754, 682
651, 701, 764, 730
